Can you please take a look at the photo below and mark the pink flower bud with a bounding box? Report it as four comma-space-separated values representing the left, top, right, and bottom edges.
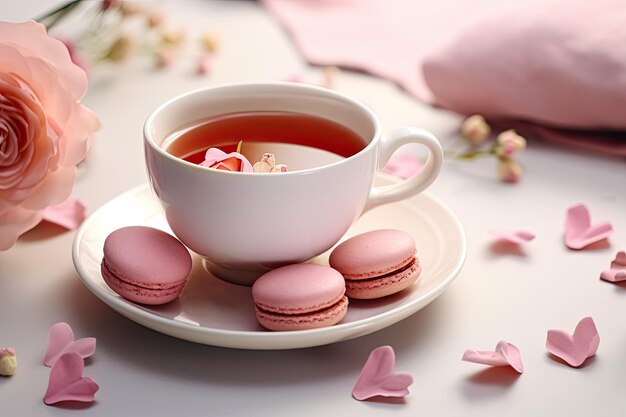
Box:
120, 1, 142, 17
496, 129, 526, 157
196, 54, 212, 75
102, 0, 120, 11
252, 153, 288, 173
147, 9, 165, 28
161, 27, 186, 46
107, 35, 134, 62
0, 347, 16, 376
498, 158, 523, 183
201, 33, 220, 53
155, 48, 175, 68
461, 114, 490, 145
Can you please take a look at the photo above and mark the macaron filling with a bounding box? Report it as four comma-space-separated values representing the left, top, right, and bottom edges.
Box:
254, 291, 346, 315
344, 256, 421, 299
342, 253, 417, 280
254, 295, 349, 330
101, 258, 187, 290
101, 260, 185, 304
345, 256, 418, 284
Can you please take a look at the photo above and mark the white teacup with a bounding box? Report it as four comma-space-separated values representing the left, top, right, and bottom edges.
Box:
144, 82, 443, 285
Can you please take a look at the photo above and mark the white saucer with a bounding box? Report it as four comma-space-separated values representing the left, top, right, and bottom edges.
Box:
73, 176, 466, 350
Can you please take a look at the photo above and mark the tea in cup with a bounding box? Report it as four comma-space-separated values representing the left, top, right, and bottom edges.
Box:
144, 82, 443, 285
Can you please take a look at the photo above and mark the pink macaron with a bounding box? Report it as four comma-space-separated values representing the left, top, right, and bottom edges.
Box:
101, 226, 192, 305
329, 229, 421, 299
252, 264, 348, 331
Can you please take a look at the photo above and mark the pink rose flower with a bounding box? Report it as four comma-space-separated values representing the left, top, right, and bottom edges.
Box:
56, 37, 91, 75
199, 148, 253, 172
0, 21, 100, 250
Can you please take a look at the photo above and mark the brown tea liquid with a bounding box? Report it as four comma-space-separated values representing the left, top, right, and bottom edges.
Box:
163, 112, 367, 164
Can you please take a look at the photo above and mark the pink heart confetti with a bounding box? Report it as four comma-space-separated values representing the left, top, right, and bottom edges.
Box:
44, 322, 96, 368
462, 341, 524, 373
383, 153, 423, 179
546, 317, 599, 367
352, 346, 413, 401
42, 199, 87, 230
600, 251, 626, 283
564, 204, 613, 250
490, 230, 535, 245
44, 352, 99, 405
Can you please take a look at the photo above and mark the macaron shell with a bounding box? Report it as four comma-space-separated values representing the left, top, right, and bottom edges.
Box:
103, 226, 192, 289
345, 258, 422, 299
252, 264, 346, 314
329, 229, 416, 280
255, 296, 349, 331
101, 261, 184, 305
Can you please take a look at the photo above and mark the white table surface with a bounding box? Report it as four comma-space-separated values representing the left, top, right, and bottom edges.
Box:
2, 1, 626, 416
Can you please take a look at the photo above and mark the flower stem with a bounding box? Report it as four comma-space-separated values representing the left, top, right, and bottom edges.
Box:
35, 0, 83, 30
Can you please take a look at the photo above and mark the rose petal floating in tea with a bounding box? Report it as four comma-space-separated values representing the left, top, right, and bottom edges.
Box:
200, 148, 253, 172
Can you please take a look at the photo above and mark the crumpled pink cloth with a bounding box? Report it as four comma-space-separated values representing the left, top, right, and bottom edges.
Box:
263, 0, 626, 156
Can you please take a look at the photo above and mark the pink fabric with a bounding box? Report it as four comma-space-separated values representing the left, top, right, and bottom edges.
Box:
262, 0, 535, 101
423, 0, 626, 130
263, 0, 626, 156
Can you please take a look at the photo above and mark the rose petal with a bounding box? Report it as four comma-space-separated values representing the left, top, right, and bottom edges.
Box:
0, 206, 43, 250
352, 346, 413, 401
19, 166, 76, 210
600, 251, 626, 283
462, 341, 524, 373
565, 204, 613, 250
490, 230, 535, 244
44, 322, 96, 367
42, 198, 86, 230
58, 106, 100, 167
546, 317, 599, 367
43, 352, 99, 405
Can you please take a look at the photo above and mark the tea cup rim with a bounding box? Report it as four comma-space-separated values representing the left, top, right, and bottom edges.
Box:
143, 81, 380, 176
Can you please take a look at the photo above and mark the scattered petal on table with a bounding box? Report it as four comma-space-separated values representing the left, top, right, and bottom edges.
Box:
44, 353, 99, 405
564, 204, 613, 250
44, 323, 96, 368
383, 153, 423, 179
352, 346, 413, 401
600, 251, 626, 283
546, 317, 599, 367
462, 341, 524, 374
42, 199, 87, 230
490, 230, 535, 245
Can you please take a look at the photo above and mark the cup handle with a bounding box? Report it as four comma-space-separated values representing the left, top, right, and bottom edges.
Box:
364, 127, 443, 212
